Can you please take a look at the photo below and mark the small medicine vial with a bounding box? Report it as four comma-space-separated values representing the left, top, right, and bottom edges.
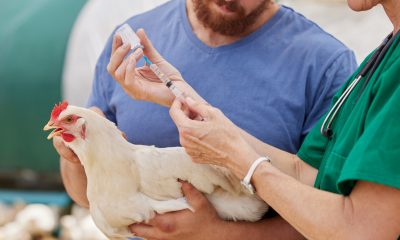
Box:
116, 23, 143, 51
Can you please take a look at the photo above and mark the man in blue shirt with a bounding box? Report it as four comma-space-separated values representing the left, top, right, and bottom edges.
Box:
55, 0, 357, 239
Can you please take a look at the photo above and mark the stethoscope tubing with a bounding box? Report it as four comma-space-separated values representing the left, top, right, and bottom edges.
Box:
320, 31, 398, 138
320, 75, 362, 137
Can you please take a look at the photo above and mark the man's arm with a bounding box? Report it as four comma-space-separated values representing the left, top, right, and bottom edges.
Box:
59, 156, 89, 208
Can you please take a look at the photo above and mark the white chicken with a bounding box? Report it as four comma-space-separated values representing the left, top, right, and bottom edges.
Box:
44, 101, 268, 239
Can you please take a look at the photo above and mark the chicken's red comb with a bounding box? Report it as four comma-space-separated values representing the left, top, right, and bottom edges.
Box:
51, 101, 69, 120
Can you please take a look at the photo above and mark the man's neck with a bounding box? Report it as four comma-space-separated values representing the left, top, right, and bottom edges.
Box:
186, 0, 279, 47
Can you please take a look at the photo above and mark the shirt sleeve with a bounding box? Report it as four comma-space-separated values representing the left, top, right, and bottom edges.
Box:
86, 33, 117, 123
297, 116, 328, 169
302, 50, 357, 138
297, 75, 357, 169
338, 65, 400, 192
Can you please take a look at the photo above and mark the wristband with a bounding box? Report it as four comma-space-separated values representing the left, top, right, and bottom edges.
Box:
240, 156, 271, 194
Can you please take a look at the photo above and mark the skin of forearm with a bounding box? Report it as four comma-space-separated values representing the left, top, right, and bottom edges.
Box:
238, 128, 317, 186
218, 217, 305, 240
60, 157, 90, 208
252, 163, 360, 240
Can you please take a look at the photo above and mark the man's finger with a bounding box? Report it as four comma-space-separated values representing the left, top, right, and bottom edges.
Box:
129, 223, 162, 239
184, 97, 211, 120
53, 137, 80, 163
132, 47, 144, 61
114, 57, 129, 82
89, 106, 106, 117
148, 213, 179, 233
124, 48, 144, 84
111, 34, 123, 55
136, 29, 163, 64
108, 42, 131, 74
121, 131, 128, 140
124, 55, 142, 93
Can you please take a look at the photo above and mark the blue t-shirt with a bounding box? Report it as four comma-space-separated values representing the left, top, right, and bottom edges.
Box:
88, 0, 357, 153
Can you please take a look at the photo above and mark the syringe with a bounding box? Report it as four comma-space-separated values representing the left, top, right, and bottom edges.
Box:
143, 55, 185, 98
115, 23, 185, 98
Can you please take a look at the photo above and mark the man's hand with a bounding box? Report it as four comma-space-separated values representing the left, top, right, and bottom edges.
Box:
53, 137, 80, 164
108, 29, 183, 107
108, 28, 206, 107
130, 182, 227, 240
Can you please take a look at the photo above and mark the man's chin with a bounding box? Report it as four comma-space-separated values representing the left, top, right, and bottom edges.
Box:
211, 1, 240, 16
194, 0, 250, 36
206, 3, 245, 23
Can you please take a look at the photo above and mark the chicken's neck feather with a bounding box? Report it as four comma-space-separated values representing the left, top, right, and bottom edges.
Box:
65, 108, 141, 191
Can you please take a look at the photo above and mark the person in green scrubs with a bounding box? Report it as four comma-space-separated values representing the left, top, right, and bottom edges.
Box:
113, 0, 400, 239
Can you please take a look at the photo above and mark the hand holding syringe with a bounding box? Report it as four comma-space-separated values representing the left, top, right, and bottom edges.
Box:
142, 56, 185, 98
116, 24, 185, 99
114, 25, 205, 120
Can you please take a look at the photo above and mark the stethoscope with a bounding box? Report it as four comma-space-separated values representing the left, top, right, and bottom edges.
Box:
321, 31, 399, 139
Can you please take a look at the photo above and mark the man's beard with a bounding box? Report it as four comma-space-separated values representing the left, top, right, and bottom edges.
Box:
193, 0, 269, 36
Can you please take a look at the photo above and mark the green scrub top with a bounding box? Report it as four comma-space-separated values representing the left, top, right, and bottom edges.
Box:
297, 33, 400, 196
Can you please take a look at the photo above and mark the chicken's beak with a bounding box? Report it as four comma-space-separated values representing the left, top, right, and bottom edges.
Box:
43, 120, 55, 131
43, 120, 63, 140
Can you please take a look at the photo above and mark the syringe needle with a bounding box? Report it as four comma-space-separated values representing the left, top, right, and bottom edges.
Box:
143, 56, 185, 98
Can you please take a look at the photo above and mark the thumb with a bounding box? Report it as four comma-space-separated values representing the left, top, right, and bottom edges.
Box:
136, 28, 163, 63
184, 97, 211, 120
181, 181, 208, 210
170, 99, 192, 126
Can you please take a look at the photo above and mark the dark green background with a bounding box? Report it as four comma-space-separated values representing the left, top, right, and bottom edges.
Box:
0, 0, 86, 174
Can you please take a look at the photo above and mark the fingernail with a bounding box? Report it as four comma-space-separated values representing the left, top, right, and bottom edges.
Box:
178, 178, 186, 183
140, 29, 147, 38
123, 43, 129, 49
136, 28, 144, 36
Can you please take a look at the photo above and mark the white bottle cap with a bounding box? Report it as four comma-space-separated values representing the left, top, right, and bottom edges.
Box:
116, 23, 143, 51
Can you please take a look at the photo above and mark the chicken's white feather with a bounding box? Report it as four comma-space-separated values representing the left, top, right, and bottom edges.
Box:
52, 105, 268, 238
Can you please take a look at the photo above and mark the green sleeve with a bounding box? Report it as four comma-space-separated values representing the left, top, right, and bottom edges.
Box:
296, 79, 353, 169
297, 116, 329, 169
338, 61, 400, 191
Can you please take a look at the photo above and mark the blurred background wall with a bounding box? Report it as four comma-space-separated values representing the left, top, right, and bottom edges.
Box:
282, 0, 391, 63
0, 0, 391, 239
0, 0, 85, 187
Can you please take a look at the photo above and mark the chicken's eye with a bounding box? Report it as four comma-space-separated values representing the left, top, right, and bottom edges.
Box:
65, 116, 73, 123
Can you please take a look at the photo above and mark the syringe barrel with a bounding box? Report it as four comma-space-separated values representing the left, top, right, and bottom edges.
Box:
170, 85, 184, 98
149, 64, 168, 84
149, 64, 184, 98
